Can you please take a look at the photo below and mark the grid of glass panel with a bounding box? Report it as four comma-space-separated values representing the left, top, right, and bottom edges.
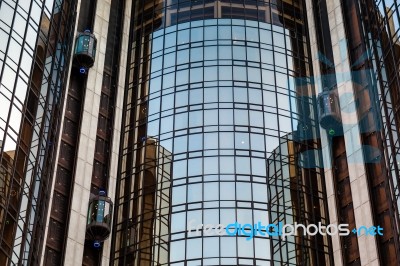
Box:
358, 0, 400, 263
0, 0, 76, 264
373, 0, 400, 223
113, 10, 331, 264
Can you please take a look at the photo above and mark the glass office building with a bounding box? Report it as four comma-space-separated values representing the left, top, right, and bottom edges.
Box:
3, 0, 400, 265
112, 0, 332, 265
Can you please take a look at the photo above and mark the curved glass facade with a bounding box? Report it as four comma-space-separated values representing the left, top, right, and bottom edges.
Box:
113, 1, 331, 265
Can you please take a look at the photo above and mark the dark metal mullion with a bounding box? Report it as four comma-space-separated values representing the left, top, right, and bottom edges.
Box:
298, 0, 324, 262
282, 14, 299, 254
103, 0, 126, 193
256, 13, 275, 264
310, 0, 336, 263
269, 18, 282, 266
243, 20, 258, 263
156, 4, 174, 264
134, 6, 151, 262
198, 21, 207, 264
227, 21, 241, 265
121, 35, 138, 263
148, 2, 163, 260
110, 0, 139, 262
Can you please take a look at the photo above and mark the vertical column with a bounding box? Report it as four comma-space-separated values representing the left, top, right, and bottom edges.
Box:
325, 0, 379, 265
304, 1, 344, 265
63, 0, 112, 265
100, 0, 132, 264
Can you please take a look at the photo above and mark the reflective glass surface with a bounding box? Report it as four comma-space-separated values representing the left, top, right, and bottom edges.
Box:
353, 0, 400, 263
373, 0, 400, 217
114, 8, 331, 264
0, 0, 77, 264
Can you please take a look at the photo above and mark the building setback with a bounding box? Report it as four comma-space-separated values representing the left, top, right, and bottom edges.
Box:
0, 0, 400, 265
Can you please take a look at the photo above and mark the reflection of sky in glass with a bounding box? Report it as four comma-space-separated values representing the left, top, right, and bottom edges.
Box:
45, 0, 55, 16
148, 20, 298, 139
377, 0, 400, 37
0, 0, 48, 152
143, 20, 319, 263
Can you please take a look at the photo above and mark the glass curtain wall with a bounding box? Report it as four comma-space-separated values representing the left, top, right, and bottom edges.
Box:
355, 0, 400, 263
112, 0, 332, 265
0, 0, 77, 264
